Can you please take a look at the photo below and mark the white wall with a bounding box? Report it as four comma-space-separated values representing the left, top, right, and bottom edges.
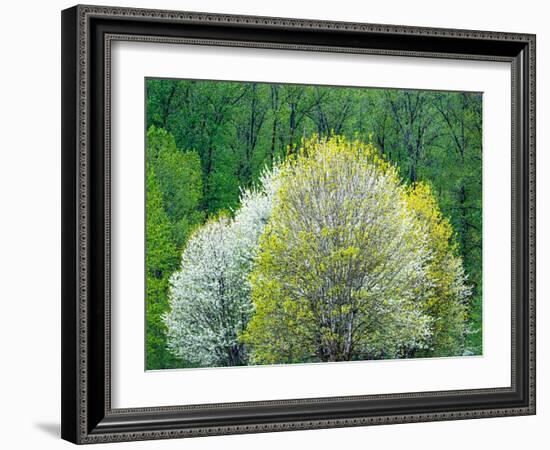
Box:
0, 0, 545, 448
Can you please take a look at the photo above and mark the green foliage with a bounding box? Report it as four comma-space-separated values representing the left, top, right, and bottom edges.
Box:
146, 126, 203, 246
145, 169, 180, 369
146, 79, 483, 367
145, 126, 203, 369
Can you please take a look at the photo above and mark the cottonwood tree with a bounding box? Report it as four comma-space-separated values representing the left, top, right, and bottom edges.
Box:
164, 169, 279, 367
243, 136, 436, 363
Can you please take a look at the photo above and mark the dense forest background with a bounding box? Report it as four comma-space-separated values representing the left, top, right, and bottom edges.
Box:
145, 78, 482, 370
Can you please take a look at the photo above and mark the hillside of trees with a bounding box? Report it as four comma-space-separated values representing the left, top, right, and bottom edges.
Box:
145, 78, 483, 370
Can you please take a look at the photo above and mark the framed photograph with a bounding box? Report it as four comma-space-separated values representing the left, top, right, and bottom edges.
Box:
61, 4, 536, 444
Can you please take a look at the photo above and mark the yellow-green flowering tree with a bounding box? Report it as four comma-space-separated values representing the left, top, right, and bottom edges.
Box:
243, 136, 469, 363
405, 183, 470, 356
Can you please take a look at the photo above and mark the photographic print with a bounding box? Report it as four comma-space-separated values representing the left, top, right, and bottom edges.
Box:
144, 78, 483, 371
61, 8, 536, 442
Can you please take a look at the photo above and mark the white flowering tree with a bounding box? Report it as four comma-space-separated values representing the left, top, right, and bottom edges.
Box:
164, 169, 279, 367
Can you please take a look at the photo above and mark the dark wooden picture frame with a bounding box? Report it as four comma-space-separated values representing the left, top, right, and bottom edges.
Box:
61, 4, 536, 444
